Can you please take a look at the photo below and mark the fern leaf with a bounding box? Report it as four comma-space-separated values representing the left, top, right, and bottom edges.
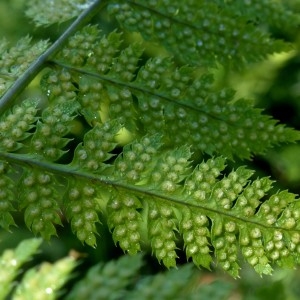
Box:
0, 99, 79, 239
2, 0, 300, 281
147, 201, 178, 268
215, 0, 300, 36
25, 0, 97, 26
0, 37, 49, 97
0, 99, 38, 151
128, 265, 197, 300
1, 240, 234, 300
113, 135, 162, 183
0, 96, 300, 276
107, 191, 142, 255
48, 26, 300, 159
20, 169, 63, 240
66, 120, 122, 246
107, 0, 292, 67
66, 253, 144, 300
180, 207, 212, 270
41, 69, 78, 105
65, 179, 101, 247
127, 263, 231, 300
66, 253, 234, 300
71, 119, 121, 172
30, 100, 79, 161
0, 100, 40, 231
0, 238, 42, 299
13, 256, 76, 300
103, 139, 300, 276
0, 161, 16, 230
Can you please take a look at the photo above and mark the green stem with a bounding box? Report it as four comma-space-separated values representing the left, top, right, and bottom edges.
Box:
0, 0, 105, 114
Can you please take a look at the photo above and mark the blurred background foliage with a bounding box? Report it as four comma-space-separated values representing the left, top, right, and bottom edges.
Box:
1, 0, 300, 299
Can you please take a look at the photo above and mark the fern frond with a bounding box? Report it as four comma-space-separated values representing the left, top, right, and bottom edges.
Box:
0, 161, 16, 230
13, 256, 76, 300
0, 99, 80, 239
47, 26, 300, 159
66, 253, 144, 299
0, 238, 42, 299
67, 253, 234, 300
103, 143, 300, 277
71, 119, 121, 172
25, 0, 98, 26
66, 120, 122, 246
20, 169, 63, 239
0, 37, 49, 97
107, 192, 143, 255
107, 0, 292, 67
1, 108, 300, 276
25, 1, 294, 67
127, 263, 232, 300
215, 0, 300, 35
0, 238, 77, 300
65, 179, 101, 247
30, 100, 79, 161
2, 0, 300, 282
1, 239, 234, 300
0, 99, 38, 151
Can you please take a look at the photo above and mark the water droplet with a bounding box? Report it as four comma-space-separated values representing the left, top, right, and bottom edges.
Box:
197, 40, 203, 47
